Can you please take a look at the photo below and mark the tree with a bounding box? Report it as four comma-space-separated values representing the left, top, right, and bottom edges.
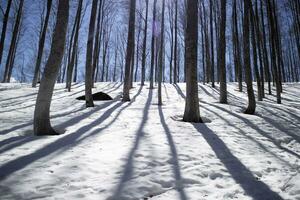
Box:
209, 0, 215, 88
2, 0, 24, 83
243, 0, 256, 114
141, 0, 149, 86
85, 0, 99, 107
250, 4, 262, 101
158, 0, 165, 106
34, 0, 69, 135
122, 0, 136, 101
149, 0, 157, 89
32, 0, 52, 88
173, 0, 178, 84
0, 0, 12, 66
183, 0, 201, 123
219, 0, 227, 103
66, 0, 83, 91
232, 0, 242, 92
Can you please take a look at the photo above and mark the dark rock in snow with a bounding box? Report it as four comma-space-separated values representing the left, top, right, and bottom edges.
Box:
76, 92, 113, 101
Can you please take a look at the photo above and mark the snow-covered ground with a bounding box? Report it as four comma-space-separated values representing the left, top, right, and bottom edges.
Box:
0, 82, 299, 200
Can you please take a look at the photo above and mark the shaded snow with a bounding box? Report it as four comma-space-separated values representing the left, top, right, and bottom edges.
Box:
0, 82, 299, 200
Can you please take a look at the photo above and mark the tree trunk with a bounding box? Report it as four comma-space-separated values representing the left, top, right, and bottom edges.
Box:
0, 0, 13, 66
266, 0, 281, 104
2, 0, 24, 83
219, 0, 227, 104
141, 0, 149, 86
243, 0, 256, 114
183, 0, 201, 123
158, 0, 165, 106
66, 0, 82, 91
149, 0, 157, 89
250, 4, 262, 101
232, 0, 242, 92
32, 0, 52, 87
34, 0, 69, 135
173, 0, 178, 84
210, 0, 215, 88
260, 0, 272, 95
122, 0, 136, 101
85, 0, 98, 107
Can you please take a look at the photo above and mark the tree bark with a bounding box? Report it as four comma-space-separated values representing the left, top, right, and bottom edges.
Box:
243, 0, 256, 114
34, 0, 69, 135
158, 0, 165, 106
122, 0, 136, 101
0, 0, 12, 66
2, 0, 24, 83
219, 0, 227, 103
183, 0, 201, 123
150, 0, 157, 89
141, 0, 149, 86
66, 0, 82, 91
32, 0, 52, 87
85, 0, 98, 107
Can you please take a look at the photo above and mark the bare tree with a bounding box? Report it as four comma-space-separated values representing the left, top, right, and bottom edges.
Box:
32, 0, 52, 87
149, 0, 157, 89
85, 0, 99, 107
2, 0, 24, 83
0, 0, 12, 66
122, 0, 136, 101
34, 0, 69, 135
219, 0, 227, 103
158, 0, 165, 105
66, 0, 83, 91
243, 0, 256, 114
183, 0, 201, 123
141, 0, 149, 86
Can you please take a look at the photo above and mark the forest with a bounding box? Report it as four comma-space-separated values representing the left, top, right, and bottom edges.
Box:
0, 0, 300, 199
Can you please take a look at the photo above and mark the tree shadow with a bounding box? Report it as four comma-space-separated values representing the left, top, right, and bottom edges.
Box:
158, 106, 188, 200
205, 102, 300, 159
0, 87, 143, 180
0, 136, 41, 155
173, 84, 185, 99
202, 105, 295, 168
110, 89, 153, 200
192, 123, 283, 200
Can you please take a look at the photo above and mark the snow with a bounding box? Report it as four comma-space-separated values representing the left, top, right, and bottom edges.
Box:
0, 82, 299, 200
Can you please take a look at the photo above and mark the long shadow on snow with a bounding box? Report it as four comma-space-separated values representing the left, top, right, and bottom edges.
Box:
0, 104, 87, 135
192, 123, 283, 200
158, 106, 188, 200
0, 84, 123, 135
0, 87, 143, 180
205, 102, 300, 159
202, 106, 295, 168
110, 89, 153, 199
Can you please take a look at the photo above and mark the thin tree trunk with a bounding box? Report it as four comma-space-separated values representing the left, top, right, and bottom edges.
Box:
141, 0, 149, 86
2, 0, 24, 83
250, 5, 262, 101
85, 0, 99, 107
32, 0, 52, 87
158, 0, 165, 106
122, 0, 136, 101
210, 0, 215, 88
243, 0, 256, 114
260, 0, 271, 95
0, 0, 12, 66
66, 0, 82, 91
173, 0, 178, 84
219, 0, 227, 103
